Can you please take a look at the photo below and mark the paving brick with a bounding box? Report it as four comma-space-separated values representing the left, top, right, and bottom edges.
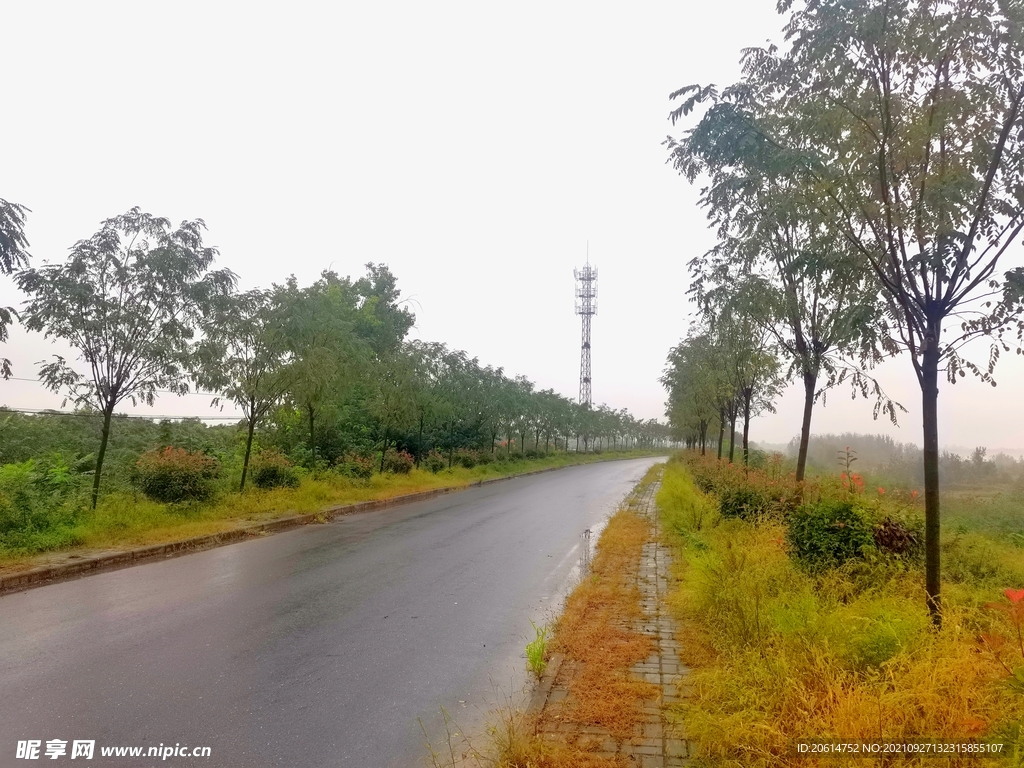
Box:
643, 722, 664, 739
665, 738, 688, 757
528, 478, 700, 765
633, 743, 662, 756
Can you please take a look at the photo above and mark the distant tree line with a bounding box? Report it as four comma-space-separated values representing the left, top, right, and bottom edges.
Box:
785, 432, 1024, 489
0, 207, 672, 504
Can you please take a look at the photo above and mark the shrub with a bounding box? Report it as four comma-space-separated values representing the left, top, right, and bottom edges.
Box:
872, 516, 922, 558
454, 449, 477, 469
719, 487, 771, 520
786, 499, 874, 571
134, 447, 220, 503
525, 449, 540, 459
333, 452, 374, 480
382, 449, 414, 474
250, 449, 300, 489
693, 474, 717, 495
424, 451, 447, 473
476, 451, 495, 466
0, 456, 87, 554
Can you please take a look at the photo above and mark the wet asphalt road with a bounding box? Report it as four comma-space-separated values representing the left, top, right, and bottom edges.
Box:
0, 457, 662, 768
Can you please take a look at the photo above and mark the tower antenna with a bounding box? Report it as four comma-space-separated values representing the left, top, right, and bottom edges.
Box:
574, 251, 597, 408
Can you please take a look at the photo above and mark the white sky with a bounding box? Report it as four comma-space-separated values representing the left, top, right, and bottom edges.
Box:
2, 1, 1023, 453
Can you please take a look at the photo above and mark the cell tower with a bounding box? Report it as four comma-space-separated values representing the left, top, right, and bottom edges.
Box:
574, 252, 598, 407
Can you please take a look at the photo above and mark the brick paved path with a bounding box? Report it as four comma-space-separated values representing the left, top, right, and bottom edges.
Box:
529, 477, 695, 766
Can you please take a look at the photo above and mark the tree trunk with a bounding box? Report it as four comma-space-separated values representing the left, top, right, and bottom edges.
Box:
795, 371, 817, 482
728, 407, 737, 464
416, 413, 424, 467
91, 403, 115, 509
742, 389, 752, 467
307, 405, 316, 455
921, 343, 942, 627
717, 414, 725, 461
379, 426, 388, 473
240, 414, 256, 491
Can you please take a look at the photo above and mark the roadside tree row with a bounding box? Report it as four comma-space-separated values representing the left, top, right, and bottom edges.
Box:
662, 0, 1024, 625
0, 207, 672, 501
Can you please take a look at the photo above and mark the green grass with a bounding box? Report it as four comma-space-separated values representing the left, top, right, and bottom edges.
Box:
525, 619, 549, 679
658, 454, 1024, 767
944, 485, 1024, 538
0, 449, 664, 572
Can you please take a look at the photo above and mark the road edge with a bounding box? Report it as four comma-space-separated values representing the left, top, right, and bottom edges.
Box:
0, 457, 663, 596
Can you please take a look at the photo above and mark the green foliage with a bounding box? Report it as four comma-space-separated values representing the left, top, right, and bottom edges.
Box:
423, 451, 447, 474
333, 452, 374, 481
786, 499, 874, 572
250, 449, 300, 489
382, 449, 414, 474
0, 197, 31, 379
453, 450, 477, 469
525, 619, 549, 679
15, 208, 236, 507
719, 487, 771, 521
133, 447, 220, 503
0, 457, 84, 554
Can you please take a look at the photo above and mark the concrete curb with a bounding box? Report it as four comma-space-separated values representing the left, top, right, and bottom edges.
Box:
0, 456, 657, 596
526, 653, 565, 716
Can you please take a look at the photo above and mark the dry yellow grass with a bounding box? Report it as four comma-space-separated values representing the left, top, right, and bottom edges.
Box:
549, 504, 660, 738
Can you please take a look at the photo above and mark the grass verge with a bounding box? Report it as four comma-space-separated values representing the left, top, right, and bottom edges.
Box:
658, 455, 1024, 767
0, 449, 664, 574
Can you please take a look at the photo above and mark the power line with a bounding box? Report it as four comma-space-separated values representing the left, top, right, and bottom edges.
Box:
0, 407, 243, 421
3, 377, 222, 397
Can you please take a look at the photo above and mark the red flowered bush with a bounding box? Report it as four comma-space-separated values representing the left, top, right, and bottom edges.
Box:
134, 447, 220, 503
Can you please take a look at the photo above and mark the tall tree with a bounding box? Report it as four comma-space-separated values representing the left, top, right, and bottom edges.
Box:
670, 0, 1024, 624
354, 263, 416, 357
667, 133, 899, 479
194, 289, 290, 490
16, 208, 236, 507
662, 330, 722, 454
715, 309, 783, 466
277, 271, 365, 455
367, 349, 415, 471
0, 198, 31, 379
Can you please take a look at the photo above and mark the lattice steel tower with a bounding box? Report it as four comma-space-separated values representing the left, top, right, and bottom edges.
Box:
574, 257, 598, 407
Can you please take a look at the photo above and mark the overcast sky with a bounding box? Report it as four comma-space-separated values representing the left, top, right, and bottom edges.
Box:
3, 1, 1023, 454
